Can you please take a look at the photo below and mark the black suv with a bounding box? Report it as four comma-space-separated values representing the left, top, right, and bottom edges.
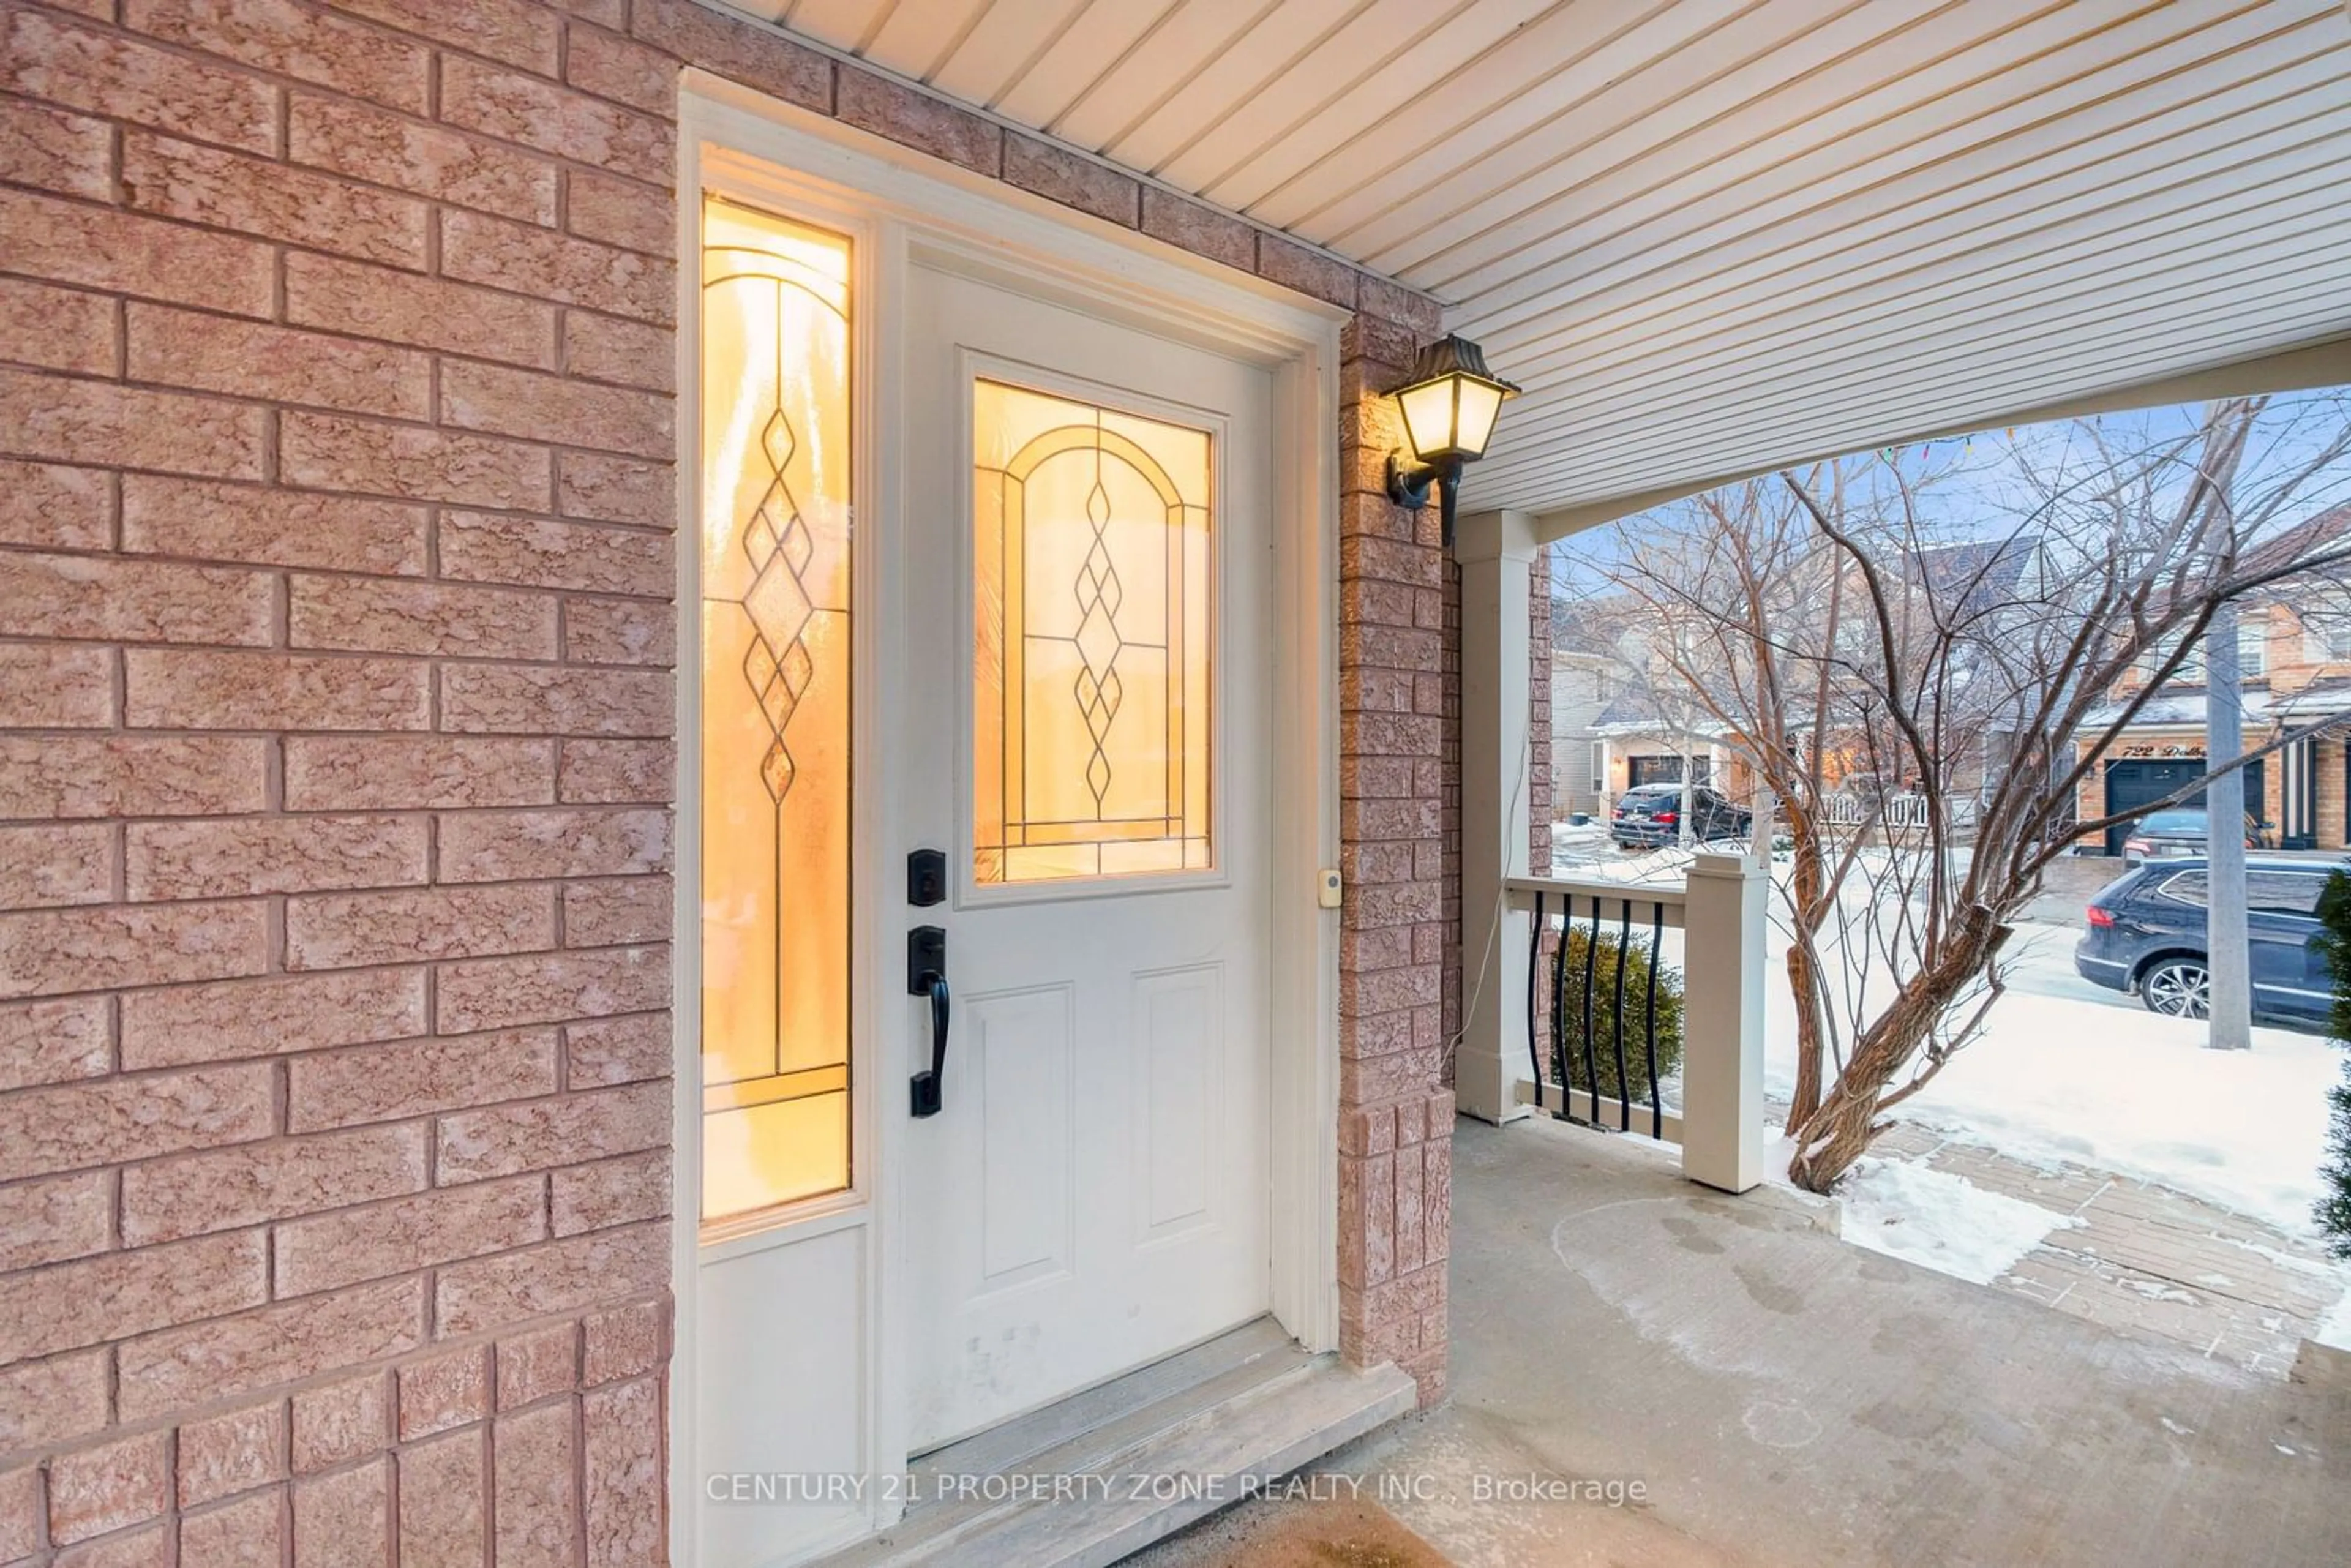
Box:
2072, 856, 2342, 1024
1609, 783, 1751, 849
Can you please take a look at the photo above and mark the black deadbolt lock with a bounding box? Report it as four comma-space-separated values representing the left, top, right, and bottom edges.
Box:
907, 848, 947, 908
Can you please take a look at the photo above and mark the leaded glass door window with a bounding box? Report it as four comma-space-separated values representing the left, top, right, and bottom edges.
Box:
972, 378, 1213, 886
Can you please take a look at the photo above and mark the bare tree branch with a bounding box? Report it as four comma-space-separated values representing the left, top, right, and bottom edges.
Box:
1554, 392, 2351, 1192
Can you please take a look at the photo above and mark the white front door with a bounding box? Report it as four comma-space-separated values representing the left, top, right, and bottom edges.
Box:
897, 262, 1275, 1451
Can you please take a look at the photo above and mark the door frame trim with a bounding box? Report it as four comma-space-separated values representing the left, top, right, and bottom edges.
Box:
672, 75, 1344, 1566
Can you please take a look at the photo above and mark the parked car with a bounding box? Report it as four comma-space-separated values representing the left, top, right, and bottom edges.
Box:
1609, 782, 1750, 848
2072, 856, 2344, 1024
2119, 807, 2265, 865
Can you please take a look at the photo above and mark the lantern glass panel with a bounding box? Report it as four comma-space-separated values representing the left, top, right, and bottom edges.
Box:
1395, 378, 1459, 460
1453, 379, 1505, 458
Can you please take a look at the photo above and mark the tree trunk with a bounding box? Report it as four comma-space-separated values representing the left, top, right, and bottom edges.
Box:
1787, 912, 2009, 1191
1780, 813, 1831, 1135
1784, 940, 1824, 1133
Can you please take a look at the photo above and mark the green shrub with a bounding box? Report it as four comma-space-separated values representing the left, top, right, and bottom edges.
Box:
2322, 1075, 2351, 1262
1548, 925, 1686, 1107
2315, 872, 2351, 1259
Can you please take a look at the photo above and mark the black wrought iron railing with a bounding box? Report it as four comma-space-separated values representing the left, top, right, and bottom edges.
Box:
1512, 878, 1687, 1142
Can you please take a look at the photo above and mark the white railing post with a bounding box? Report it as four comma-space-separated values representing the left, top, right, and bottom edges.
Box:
1456, 509, 1537, 1124
1681, 852, 1765, 1192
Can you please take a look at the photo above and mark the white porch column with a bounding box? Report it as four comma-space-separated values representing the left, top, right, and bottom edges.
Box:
1456, 509, 1538, 1124
1681, 852, 1766, 1191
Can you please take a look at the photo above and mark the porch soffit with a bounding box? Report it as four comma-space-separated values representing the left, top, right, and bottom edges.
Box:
719, 1, 2351, 530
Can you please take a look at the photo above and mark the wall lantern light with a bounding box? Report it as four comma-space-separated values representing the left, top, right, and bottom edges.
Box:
1384, 333, 1521, 549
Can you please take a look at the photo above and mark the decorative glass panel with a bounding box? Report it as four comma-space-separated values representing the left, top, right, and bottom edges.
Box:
699, 195, 853, 1223
973, 378, 1212, 885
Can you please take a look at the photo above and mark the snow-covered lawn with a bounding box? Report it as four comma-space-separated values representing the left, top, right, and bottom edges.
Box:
1760, 926, 2345, 1240
1540, 849, 2349, 1278
2322, 1288, 2351, 1352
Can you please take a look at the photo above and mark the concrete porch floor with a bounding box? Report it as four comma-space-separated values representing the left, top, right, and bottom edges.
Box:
1146, 1114, 2350, 1567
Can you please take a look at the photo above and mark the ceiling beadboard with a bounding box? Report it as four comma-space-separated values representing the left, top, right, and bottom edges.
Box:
724, 0, 2351, 523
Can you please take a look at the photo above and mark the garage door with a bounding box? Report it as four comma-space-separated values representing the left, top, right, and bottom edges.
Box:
1629, 754, 1709, 787
2100, 757, 2265, 853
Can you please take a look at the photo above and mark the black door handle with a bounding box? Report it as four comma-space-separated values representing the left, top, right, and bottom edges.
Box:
909, 925, 950, 1117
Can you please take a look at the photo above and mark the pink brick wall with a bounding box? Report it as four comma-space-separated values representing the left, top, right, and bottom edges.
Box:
0, 2, 687, 1557
0, 0, 1447, 1556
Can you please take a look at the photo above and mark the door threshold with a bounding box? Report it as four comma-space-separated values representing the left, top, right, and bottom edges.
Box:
812, 1318, 1417, 1567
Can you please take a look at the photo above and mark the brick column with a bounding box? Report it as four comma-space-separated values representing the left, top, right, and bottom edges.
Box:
1335, 315, 1455, 1405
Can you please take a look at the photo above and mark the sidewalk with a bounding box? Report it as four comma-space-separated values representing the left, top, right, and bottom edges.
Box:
1870, 1120, 2349, 1378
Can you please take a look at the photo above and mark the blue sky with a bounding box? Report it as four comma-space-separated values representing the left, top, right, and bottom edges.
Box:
1553, 388, 2351, 591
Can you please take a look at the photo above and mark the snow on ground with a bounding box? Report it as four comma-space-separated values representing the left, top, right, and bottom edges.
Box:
1753, 1131, 2079, 1284
1834, 1156, 2083, 1284
2320, 1288, 2351, 1351
1540, 848, 2347, 1242
1757, 923, 2344, 1238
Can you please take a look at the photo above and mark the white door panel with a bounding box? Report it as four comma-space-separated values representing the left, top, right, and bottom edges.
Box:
697, 1226, 868, 1563
1135, 963, 1220, 1240
970, 984, 1075, 1290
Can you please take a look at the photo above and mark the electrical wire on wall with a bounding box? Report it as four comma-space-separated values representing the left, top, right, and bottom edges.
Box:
1445, 704, 1537, 1066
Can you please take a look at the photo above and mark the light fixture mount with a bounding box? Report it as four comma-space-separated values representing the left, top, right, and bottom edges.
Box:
1382, 333, 1520, 549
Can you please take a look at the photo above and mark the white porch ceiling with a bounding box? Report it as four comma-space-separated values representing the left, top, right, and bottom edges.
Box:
729, 0, 2351, 527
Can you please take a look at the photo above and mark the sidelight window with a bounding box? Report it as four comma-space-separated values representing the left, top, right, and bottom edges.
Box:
698, 195, 854, 1222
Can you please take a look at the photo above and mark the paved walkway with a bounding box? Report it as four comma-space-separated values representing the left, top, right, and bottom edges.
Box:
1869, 1120, 2349, 1379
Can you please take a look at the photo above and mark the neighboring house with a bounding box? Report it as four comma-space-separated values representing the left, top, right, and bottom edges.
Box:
2075, 599, 2351, 854
1588, 691, 1747, 802
1548, 590, 1756, 812
1546, 594, 1635, 815
1823, 533, 2038, 814
1557, 535, 2039, 820
1549, 647, 1613, 818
